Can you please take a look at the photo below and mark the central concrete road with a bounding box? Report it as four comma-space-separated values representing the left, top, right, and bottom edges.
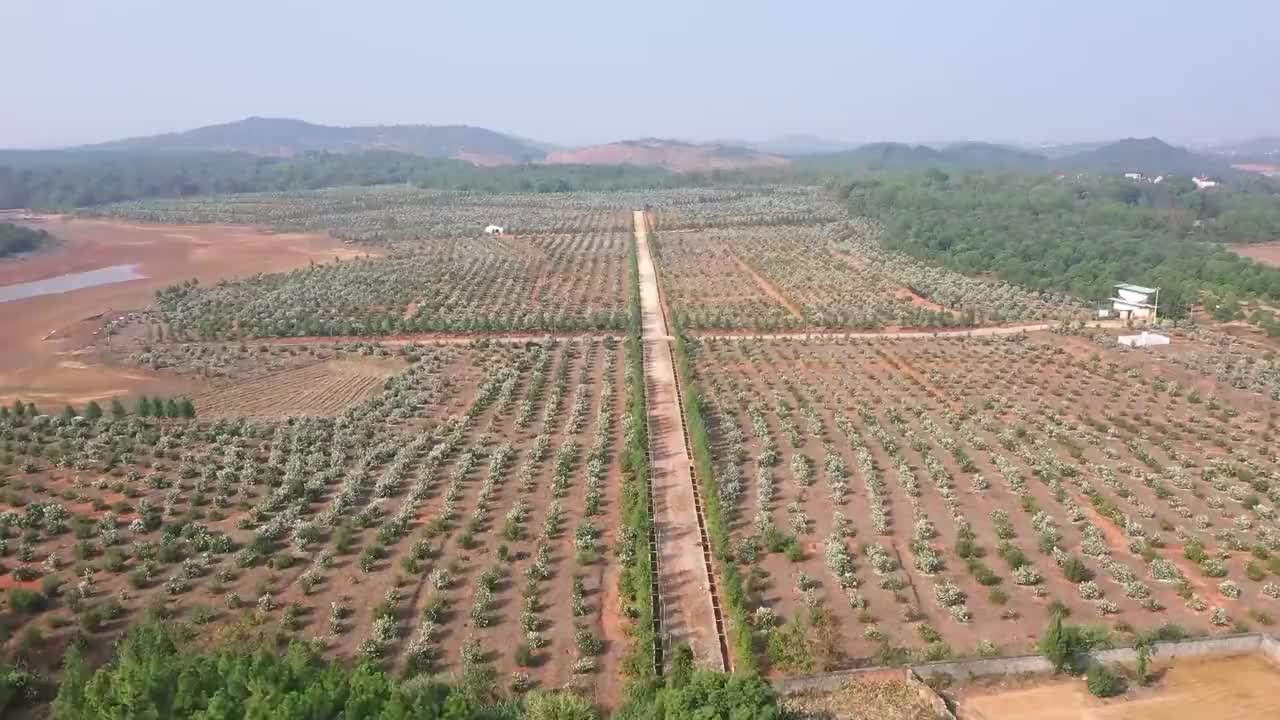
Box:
633, 209, 723, 671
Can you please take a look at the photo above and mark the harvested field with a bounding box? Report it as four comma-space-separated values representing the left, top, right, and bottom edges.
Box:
0, 216, 365, 406
687, 333, 1280, 672
955, 653, 1280, 719
193, 356, 408, 418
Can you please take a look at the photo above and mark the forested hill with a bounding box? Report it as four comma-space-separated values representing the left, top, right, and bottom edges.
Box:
81, 117, 545, 164
1055, 137, 1234, 177
800, 138, 1237, 178
841, 173, 1280, 329
0, 222, 50, 257
797, 142, 1047, 173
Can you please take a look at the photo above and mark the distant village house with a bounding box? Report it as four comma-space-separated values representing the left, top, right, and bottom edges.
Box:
484, 224, 505, 236
1104, 283, 1160, 320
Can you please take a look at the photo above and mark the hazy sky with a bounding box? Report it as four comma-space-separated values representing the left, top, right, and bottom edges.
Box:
4, 0, 1277, 148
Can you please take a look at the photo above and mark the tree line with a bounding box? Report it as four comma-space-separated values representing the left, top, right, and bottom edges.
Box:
0, 617, 780, 720
2, 396, 195, 421
0, 222, 50, 257
0, 150, 791, 211
839, 172, 1280, 320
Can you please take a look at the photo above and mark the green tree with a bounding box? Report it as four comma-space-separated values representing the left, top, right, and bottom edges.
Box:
109, 398, 127, 419
1134, 634, 1155, 686
659, 672, 780, 720
135, 396, 152, 417
178, 398, 196, 418
84, 401, 103, 420
1086, 664, 1124, 697
1039, 611, 1082, 673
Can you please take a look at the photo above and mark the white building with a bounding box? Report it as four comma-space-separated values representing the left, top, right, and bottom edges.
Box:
1107, 283, 1160, 320
483, 224, 505, 235
1124, 172, 1144, 181
1192, 176, 1219, 190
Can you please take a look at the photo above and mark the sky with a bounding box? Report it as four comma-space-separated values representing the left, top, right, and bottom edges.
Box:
3, 0, 1277, 149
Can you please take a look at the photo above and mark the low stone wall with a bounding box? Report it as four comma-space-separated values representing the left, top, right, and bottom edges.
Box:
1092, 632, 1265, 667
912, 654, 1051, 682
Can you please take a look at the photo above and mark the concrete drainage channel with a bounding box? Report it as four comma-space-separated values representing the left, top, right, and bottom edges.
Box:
635, 209, 732, 675
639, 341, 665, 676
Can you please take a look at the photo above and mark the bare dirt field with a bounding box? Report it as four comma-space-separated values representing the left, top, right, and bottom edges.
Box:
1228, 242, 1280, 268
1231, 164, 1280, 178
0, 216, 368, 406
956, 654, 1280, 720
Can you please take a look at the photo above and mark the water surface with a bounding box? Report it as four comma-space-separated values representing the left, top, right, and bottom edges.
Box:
0, 264, 145, 303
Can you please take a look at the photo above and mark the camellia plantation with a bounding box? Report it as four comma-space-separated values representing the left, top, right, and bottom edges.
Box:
3, 154, 1280, 720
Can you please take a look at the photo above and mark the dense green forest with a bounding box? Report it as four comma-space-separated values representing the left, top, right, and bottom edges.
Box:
840, 172, 1280, 322
0, 222, 50, 257
2, 618, 778, 719
0, 151, 759, 210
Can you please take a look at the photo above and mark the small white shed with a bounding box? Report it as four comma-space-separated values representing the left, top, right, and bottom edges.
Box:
1118, 332, 1170, 348
483, 224, 504, 236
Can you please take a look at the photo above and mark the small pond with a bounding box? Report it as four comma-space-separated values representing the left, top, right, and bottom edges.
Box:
0, 264, 145, 303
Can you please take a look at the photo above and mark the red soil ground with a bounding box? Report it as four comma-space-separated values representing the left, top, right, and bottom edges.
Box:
1228, 242, 1280, 268
0, 216, 369, 406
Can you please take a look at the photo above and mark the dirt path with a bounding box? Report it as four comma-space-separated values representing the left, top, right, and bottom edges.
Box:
723, 244, 805, 320
634, 210, 724, 671
698, 320, 1128, 341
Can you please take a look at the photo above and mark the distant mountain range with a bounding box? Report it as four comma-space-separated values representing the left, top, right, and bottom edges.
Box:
795, 137, 1240, 178
25, 117, 1270, 178
81, 117, 545, 166
750, 135, 861, 156
797, 142, 1047, 173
